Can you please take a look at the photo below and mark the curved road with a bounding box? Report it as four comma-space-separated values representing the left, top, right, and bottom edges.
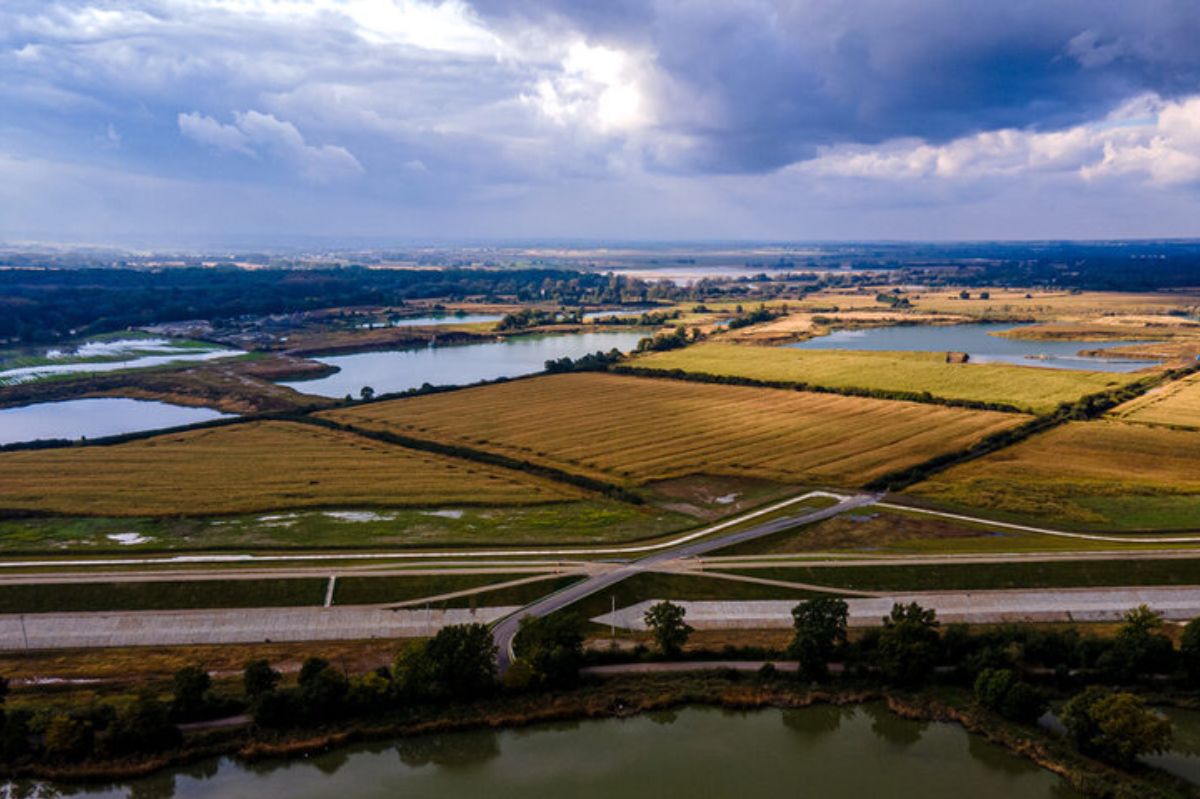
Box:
492, 491, 881, 672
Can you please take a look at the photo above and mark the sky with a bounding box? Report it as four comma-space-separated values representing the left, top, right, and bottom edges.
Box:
4, 1, 1200, 246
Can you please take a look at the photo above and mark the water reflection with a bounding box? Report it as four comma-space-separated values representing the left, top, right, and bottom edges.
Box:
787, 322, 1161, 372
282, 331, 647, 397
394, 729, 500, 770
19, 704, 1079, 799
0, 398, 232, 446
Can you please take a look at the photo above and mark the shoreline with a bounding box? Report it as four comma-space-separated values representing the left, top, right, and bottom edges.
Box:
4, 673, 1187, 797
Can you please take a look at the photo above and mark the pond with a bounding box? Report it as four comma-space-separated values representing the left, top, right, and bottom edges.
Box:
24, 704, 1079, 799
0, 398, 232, 446
0, 338, 239, 386
1143, 706, 1200, 786
786, 322, 1160, 372
281, 330, 647, 398
359, 313, 504, 328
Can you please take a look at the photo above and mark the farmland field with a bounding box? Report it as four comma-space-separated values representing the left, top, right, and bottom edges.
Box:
0, 420, 580, 516
324, 373, 1026, 488
627, 343, 1137, 413
1111, 373, 1200, 429
908, 419, 1200, 530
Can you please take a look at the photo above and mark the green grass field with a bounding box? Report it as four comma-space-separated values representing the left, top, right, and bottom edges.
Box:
0, 578, 327, 614
0, 500, 698, 553
908, 419, 1200, 530
325, 373, 1024, 488
334, 573, 580, 607
629, 343, 1143, 413
720, 558, 1200, 592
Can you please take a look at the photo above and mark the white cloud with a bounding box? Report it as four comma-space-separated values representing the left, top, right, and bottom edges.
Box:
179, 110, 364, 181
795, 93, 1200, 187
524, 41, 652, 133
178, 111, 253, 155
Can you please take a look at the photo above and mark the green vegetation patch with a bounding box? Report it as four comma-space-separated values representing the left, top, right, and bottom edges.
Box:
333, 573, 580, 606
0, 500, 697, 554
0, 578, 326, 614
629, 343, 1142, 414
720, 558, 1200, 593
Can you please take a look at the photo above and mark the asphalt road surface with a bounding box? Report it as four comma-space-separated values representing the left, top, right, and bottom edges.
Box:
491, 492, 881, 671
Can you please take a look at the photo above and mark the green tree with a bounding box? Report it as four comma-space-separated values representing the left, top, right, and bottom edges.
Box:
643, 601, 693, 657
973, 668, 1046, 724
1180, 617, 1200, 683
514, 612, 585, 688
243, 659, 281, 699
876, 603, 940, 686
1061, 686, 1172, 767
171, 666, 212, 720
1098, 605, 1175, 682
788, 598, 849, 680
397, 624, 498, 701
98, 693, 180, 757
360, 386, 375, 401
41, 714, 93, 761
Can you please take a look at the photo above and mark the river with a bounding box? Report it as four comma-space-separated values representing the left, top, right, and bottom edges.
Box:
28, 704, 1079, 798
281, 331, 648, 398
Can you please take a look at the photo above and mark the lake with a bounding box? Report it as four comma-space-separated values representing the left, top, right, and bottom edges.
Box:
0, 398, 232, 445
282, 331, 647, 398
1143, 706, 1200, 786
0, 338, 239, 386
787, 322, 1160, 372
360, 313, 504, 328
28, 704, 1078, 799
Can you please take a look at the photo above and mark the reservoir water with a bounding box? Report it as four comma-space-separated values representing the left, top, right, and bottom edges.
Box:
361, 313, 504, 328
283, 331, 647, 398
787, 322, 1160, 372
0, 398, 231, 445
33, 704, 1078, 799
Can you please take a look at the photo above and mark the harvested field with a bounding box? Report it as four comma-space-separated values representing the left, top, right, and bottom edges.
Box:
1111, 373, 1200, 429
909, 419, 1200, 530
628, 343, 1134, 413
324, 373, 1025, 488
0, 420, 579, 516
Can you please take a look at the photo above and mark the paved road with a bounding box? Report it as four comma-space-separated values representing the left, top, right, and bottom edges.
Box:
491, 492, 881, 671
0, 606, 520, 650
593, 587, 1200, 631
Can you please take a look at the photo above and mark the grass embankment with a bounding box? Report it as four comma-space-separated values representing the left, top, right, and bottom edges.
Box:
1112, 373, 1200, 430
0, 572, 569, 614
627, 343, 1143, 414
0, 500, 698, 553
568, 572, 828, 621
0, 420, 581, 516
333, 574, 580, 607
710, 508, 1200, 557
323, 373, 1024, 488
908, 420, 1200, 530
717, 558, 1200, 593
0, 579, 327, 614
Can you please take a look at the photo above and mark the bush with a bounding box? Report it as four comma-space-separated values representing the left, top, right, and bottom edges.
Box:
1061, 686, 1172, 768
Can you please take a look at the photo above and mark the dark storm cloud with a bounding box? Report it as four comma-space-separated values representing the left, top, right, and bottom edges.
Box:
476, 0, 1200, 173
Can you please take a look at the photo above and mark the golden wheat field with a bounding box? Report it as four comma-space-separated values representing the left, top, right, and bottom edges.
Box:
909, 419, 1200, 530
324, 373, 1026, 488
0, 421, 578, 516
1110, 373, 1200, 430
